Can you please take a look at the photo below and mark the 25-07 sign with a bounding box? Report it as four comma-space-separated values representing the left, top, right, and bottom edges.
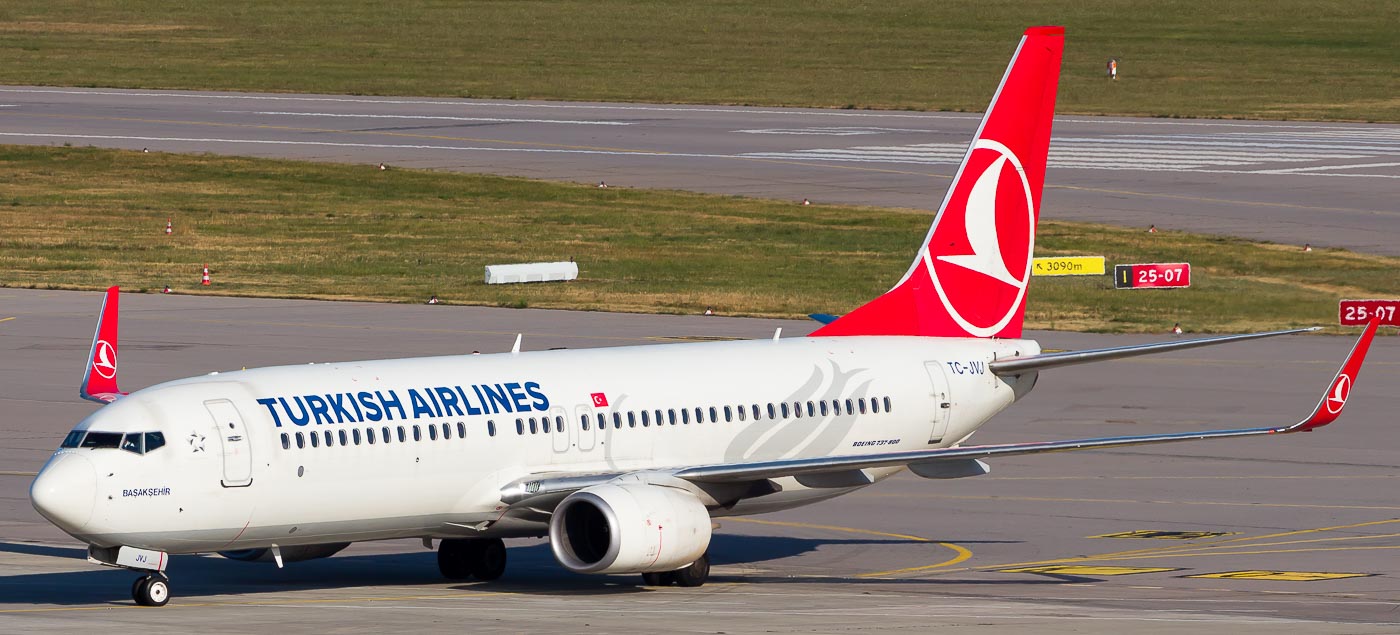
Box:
1340, 300, 1400, 326
1114, 263, 1191, 289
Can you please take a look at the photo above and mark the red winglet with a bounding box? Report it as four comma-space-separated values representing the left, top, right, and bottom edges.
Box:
80, 286, 127, 405
1287, 319, 1379, 432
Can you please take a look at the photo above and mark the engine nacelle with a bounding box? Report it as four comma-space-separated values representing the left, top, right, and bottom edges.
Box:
218, 542, 350, 564
549, 482, 711, 574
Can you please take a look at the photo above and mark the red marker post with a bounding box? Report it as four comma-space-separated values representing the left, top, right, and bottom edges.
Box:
1340, 300, 1400, 327
1114, 263, 1191, 289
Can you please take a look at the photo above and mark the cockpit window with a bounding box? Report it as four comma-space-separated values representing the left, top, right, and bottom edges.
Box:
144, 432, 166, 452
80, 432, 123, 449
121, 434, 143, 454
60, 430, 85, 449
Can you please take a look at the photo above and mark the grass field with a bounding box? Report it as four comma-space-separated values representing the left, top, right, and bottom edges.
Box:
1, 145, 1392, 334
1, 1, 1396, 122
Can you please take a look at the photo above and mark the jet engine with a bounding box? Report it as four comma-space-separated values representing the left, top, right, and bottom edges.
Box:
218, 542, 350, 563
549, 482, 711, 574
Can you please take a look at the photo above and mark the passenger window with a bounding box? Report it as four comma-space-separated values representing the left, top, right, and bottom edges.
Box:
668, 409, 677, 425
781, 403, 790, 418
807, 401, 816, 417
654, 410, 663, 428
397, 426, 407, 443
793, 402, 803, 418
144, 431, 165, 452
338, 430, 348, 446
682, 408, 690, 424
883, 397, 892, 412
541, 417, 550, 433
121, 434, 143, 454
281, 432, 290, 450
458, 422, 466, 438
581, 415, 590, 431
353, 428, 362, 445
709, 407, 718, 422
296, 432, 306, 448
767, 403, 777, 419
516, 418, 524, 435
819, 401, 828, 417
61, 430, 85, 448
310, 432, 320, 448
737, 406, 746, 422
845, 398, 854, 414
871, 398, 881, 414
695, 407, 704, 424
428, 425, 437, 441
752, 404, 760, 421
556, 416, 564, 432
324, 431, 334, 447
724, 406, 733, 422
641, 411, 649, 427
529, 418, 538, 434
367, 427, 377, 444
596, 413, 606, 430
413, 425, 423, 441
81, 431, 122, 449
613, 412, 622, 429
441, 423, 451, 440
858, 398, 867, 414
382, 426, 392, 443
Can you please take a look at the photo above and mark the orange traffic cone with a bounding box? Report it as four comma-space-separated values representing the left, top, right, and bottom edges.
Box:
201, 265, 211, 286
165, 219, 173, 235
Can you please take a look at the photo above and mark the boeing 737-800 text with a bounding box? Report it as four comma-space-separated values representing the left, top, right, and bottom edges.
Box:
30, 27, 1380, 607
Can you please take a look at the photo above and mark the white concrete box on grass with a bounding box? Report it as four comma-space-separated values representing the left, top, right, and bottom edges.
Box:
484, 261, 579, 284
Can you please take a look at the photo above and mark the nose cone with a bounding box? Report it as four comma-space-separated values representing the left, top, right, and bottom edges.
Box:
30, 453, 98, 535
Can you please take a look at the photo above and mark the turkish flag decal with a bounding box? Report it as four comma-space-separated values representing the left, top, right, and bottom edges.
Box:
590, 392, 608, 408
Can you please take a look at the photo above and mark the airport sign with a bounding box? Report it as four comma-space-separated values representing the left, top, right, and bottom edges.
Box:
1339, 300, 1400, 326
1114, 263, 1191, 289
1032, 256, 1105, 276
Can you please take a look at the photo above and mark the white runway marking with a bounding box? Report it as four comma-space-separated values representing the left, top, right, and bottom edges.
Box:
3, 87, 1400, 131
742, 131, 1400, 178
227, 111, 633, 126
3, 131, 1397, 179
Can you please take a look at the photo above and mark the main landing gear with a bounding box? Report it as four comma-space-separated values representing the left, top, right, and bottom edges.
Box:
640, 553, 710, 588
131, 572, 171, 607
437, 538, 507, 581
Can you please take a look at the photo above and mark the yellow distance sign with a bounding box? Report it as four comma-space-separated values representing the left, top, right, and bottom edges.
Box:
1032, 256, 1105, 277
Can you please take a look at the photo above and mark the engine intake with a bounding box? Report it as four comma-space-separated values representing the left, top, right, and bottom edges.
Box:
549, 482, 711, 574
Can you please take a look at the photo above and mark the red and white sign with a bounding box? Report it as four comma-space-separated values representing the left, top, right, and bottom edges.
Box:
1340, 300, 1400, 326
1114, 263, 1191, 289
590, 392, 608, 408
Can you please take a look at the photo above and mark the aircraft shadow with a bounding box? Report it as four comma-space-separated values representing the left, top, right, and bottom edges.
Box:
0, 534, 1038, 606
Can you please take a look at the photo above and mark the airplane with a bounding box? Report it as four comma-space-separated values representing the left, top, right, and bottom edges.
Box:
29, 25, 1381, 608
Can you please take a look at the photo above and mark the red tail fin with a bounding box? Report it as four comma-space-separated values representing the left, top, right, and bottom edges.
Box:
813, 26, 1064, 339
80, 286, 126, 404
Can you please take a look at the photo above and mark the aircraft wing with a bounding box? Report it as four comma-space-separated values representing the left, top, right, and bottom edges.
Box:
989, 327, 1318, 376
501, 320, 1379, 507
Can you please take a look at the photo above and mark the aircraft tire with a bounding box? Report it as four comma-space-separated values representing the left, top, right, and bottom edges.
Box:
670, 553, 709, 588
469, 538, 507, 581
134, 574, 170, 607
437, 539, 479, 580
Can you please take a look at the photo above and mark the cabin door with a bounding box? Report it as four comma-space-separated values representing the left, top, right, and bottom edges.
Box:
205, 399, 253, 487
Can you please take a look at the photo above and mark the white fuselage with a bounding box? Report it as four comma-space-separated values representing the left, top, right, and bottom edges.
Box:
38, 335, 1039, 553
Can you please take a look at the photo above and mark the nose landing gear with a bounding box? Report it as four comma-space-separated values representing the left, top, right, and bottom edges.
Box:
132, 573, 171, 607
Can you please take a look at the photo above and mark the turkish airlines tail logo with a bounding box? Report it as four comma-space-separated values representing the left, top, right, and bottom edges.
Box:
81, 286, 124, 402
813, 26, 1063, 339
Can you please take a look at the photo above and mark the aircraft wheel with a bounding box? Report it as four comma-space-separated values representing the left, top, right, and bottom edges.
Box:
437, 539, 478, 580
640, 572, 668, 587
670, 553, 709, 588
134, 574, 170, 607
470, 538, 507, 581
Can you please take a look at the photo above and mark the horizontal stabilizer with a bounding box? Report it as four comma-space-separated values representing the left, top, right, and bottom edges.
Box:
807, 313, 840, 325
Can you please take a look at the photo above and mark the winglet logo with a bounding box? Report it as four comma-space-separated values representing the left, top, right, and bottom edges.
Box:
92, 339, 118, 380
1324, 374, 1351, 414
927, 139, 1036, 337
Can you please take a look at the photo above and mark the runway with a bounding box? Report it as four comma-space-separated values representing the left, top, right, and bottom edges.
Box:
1, 87, 1398, 255
2, 288, 1397, 632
